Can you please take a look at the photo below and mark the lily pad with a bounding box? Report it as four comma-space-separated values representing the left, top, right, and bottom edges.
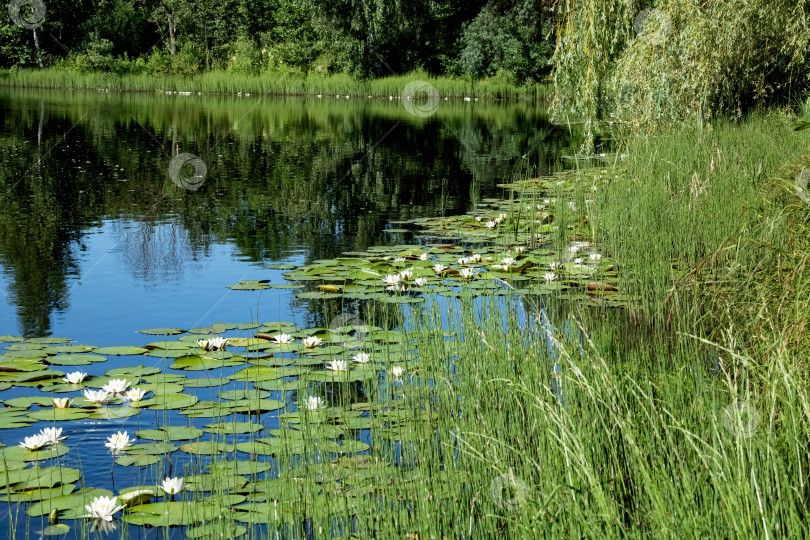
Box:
92, 346, 148, 356
136, 425, 204, 441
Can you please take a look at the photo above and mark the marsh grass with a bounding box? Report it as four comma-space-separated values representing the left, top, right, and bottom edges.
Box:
0, 69, 550, 101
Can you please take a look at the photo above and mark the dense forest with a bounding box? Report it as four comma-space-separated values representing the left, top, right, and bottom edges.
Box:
1, 0, 556, 82
4, 1, 810, 139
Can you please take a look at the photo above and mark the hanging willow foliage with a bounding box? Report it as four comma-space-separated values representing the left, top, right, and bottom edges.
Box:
550, 0, 637, 153
552, 0, 810, 147
613, 0, 810, 130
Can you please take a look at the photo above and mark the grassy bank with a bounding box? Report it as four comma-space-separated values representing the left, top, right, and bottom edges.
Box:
0, 68, 550, 100
593, 114, 810, 363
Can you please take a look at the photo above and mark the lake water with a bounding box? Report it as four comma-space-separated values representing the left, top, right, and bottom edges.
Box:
0, 88, 584, 537
1, 89, 577, 342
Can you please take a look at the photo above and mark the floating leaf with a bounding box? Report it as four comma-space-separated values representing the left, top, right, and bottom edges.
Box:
136, 426, 203, 441
92, 346, 148, 356
140, 328, 185, 335
27, 487, 113, 517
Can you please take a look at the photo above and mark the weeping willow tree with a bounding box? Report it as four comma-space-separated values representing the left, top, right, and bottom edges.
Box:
550, 0, 637, 153
614, 0, 810, 129
552, 0, 810, 149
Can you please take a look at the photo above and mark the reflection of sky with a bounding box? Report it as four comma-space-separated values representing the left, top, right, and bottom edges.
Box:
0, 219, 310, 346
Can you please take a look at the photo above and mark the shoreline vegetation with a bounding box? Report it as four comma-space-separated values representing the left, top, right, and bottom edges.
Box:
0, 68, 550, 100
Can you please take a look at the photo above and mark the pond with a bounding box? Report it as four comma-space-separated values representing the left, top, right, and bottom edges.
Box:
0, 88, 593, 538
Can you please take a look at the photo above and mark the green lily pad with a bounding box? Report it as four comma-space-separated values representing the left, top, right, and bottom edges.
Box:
136, 425, 204, 441
123, 500, 235, 527
116, 454, 161, 466
186, 522, 247, 539
37, 524, 71, 536
206, 460, 272, 476
105, 365, 160, 377
140, 328, 185, 335
27, 408, 92, 421
46, 353, 106, 366
183, 377, 228, 388
27, 487, 113, 517
227, 366, 285, 382
203, 421, 264, 435
92, 346, 148, 356
179, 441, 234, 455
27, 337, 72, 344
136, 393, 198, 410
227, 280, 271, 290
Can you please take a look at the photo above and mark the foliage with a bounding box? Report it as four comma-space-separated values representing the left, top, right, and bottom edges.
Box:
550, 0, 636, 152
613, 0, 810, 129
458, 0, 554, 83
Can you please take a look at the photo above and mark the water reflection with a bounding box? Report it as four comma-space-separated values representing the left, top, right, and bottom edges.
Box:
0, 89, 580, 337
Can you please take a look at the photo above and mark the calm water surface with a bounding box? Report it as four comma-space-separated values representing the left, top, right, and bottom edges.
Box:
0, 88, 581, 537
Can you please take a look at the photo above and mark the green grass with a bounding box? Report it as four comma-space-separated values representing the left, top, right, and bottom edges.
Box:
3, 107, 809, 538
0, 68, 550, 100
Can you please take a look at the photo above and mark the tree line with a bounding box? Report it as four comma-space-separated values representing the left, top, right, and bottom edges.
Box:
1, 0, 556, 82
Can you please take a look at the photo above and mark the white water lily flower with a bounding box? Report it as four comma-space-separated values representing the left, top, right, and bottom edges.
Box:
569, 245, 580, 253
393, 257, 406, 262
514, 247, 525, 255
433, 264, 446, 274
470, 253, 482, 263
105, 431, 131, 453
457, 257, 468, 266
161, 477, 184, 495
419, 253, 429, 260
543, 273, 557, 283
271, 333, 293, 344
327, 359, 348, 371
197, 337, 228, 351
460, 268, 475, 279
53, 397, 72, 408
391, 366, 405, 380
40, 427, 66, 445
486, 221, 497, 229
208, 337, 228, 350
574, 258, 583, 264
102, 379, 129, 395
20, 434, 48, 451
63, 371, 87, 384
475, 216, 483, 222
568, 201, 577, 211
399, 269, 413, 281
502, 257, 516, 267
84, 496, 126, 521
414, 278, 428, 287
83, 389, 109, 404
383, 274, 401, 286
352, 352, 371, 363
589, 253, 602, 261
302, 336, 323, 348
549, 261, 562, 271
305, 396, 325, 410
125, 388, 147, 402
499, 213, 507, 220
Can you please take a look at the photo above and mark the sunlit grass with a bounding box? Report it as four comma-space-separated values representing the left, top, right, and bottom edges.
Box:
0, 68, 550, 100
